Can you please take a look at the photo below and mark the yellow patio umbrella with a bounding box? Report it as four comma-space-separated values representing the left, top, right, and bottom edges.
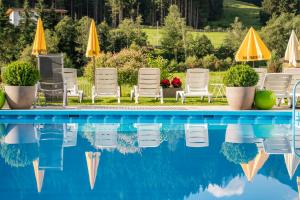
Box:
32, 18, 47, 56
235, 27, 271, 63
240, 149, 269, 182
85, 152, 101, 190
33, 159, 45, 193
86, 19, 100, 85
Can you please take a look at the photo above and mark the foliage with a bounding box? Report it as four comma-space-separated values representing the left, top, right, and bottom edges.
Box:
161, 5, 186, 61
2, 61, 39, 86
187, 35, 214, 58
0, 143, 38, 168
19, 45, 36, 67
75, 16, 91, 66
98, 21, 111, 52
267, 51, 282, 72
220, 142, 258, 164
146, 55, 170, 80
222, 17, 248, 57
171, 77, 182, 88
261, 13, 300, 59
223, 64, 258, 87
215, 45, 235, 60
260, 0, 299, 24
185, 56, 202, 69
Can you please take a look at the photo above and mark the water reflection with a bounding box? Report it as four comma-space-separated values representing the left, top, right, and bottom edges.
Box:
1, 122, 300, 199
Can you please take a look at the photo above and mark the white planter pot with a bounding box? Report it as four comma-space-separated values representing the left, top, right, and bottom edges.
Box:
5, 85, 36, 109
226, 87, 256, 110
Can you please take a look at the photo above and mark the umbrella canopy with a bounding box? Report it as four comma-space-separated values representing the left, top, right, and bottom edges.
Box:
86, 19, 100, 58
284, 30, 300, 67
33, 159, 45, 193
240, 149, 269, 182
85, 152, 101, 190
32, 18, 47, 56
284, 153, 300, 179
235, 27, 271, 62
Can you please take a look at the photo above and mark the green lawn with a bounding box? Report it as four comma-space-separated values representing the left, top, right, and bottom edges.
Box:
143, 28, 228, 48
71, 72, 227, 106
209, 0, 261, 28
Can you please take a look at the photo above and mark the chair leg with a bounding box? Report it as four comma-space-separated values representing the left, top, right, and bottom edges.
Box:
160, 96, 163, 104
135, 95, 139, 104
208, 96, 212, 103
181, 96, 185, 104
117, 96, 120, 104
92, 95, 95, 104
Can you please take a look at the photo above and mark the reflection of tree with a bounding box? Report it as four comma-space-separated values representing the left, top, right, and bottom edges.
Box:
220, 142, 258, 164
0, 143, 38, 168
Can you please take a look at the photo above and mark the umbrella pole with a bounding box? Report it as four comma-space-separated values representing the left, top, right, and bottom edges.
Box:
93, 56, 96, 86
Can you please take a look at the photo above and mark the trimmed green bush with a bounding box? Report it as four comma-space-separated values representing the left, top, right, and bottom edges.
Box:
220, 142, 258, 164
223, 64, 259, 87
2, 61, 39, 86
0, 90, 5, 109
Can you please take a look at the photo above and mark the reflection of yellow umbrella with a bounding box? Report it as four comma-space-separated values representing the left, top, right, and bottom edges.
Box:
33, 159, 45, 193
235, 27, 271, 62
297, 176, 300, 199
86, 19, 100, 85
284, 153, 300, 179
240, 149, 269, 182
85, 152, 101, 190
32, 18, 47, 56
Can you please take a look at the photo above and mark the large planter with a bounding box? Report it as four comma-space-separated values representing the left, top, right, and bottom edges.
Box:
5, 86, 36, 109
163, 87, 182, 98
226, 87, 255, 110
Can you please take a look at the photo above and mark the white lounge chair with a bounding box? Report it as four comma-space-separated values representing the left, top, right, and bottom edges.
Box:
134, 123, 162, 148
131, 68, 163, 104
283, 68, 300, 106
93, 124, 119, 149
92, 68, 120, 104
254, 68, 267, 88
176, 68, 212, 104
63, 68, 83, 103
260, 73, 292, 106
184, 124, 209, 147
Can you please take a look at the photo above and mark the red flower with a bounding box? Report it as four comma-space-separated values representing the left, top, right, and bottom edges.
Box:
161, 79, 170, 88
171, 77, 182, 88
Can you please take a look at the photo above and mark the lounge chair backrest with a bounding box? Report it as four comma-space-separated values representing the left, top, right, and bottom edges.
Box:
94, 124, 119, 148
38, 54, 64, 83
261, 73, 292, 96
135, 123, 161, 148
95, 68, 118, 95
185, 68, 209, 92
138, 68, 160, 95
254, 68, 267, 88
283, 68, 300, 93
185, 124, 208, 147
63, 68, 77, 91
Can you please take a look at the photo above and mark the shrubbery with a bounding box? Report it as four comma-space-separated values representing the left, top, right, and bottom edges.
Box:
2, 61, 39, 86
223, 64, 258, 87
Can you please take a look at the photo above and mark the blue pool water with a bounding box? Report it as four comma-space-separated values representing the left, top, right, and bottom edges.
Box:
0, 110, 298, 200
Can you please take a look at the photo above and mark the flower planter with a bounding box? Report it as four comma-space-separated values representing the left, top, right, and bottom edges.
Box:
163, 87, 182, 98
226, 87, 255, 110
5, 85, 36, 109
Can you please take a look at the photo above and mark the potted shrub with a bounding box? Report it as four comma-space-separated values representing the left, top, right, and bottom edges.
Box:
162, 77, 183, 98
223, 65, 258, 110
2, 61, 39, 109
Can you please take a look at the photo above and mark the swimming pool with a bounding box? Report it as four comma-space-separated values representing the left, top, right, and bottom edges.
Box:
0, 110, 298, 200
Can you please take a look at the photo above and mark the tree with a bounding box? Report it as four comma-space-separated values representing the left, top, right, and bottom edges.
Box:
18, 0, 35, 50
161, 5, 186, 61
187, 35, 214, 58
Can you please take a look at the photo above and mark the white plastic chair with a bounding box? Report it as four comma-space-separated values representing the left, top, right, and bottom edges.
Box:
260, 73, 292, 106
254, 68, 267, 88
92, 68, 120, 104
283, 68, 300, 106
131, 68, 163, 104
63, 68, 83, 103
176, 68, 212, 104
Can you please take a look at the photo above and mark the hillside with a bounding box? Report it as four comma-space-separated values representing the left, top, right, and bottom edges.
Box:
209, 0, 261, 28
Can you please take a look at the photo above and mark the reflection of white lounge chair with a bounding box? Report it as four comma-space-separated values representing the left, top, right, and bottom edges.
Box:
63, 123, 78, 147
134, 123, 161, 148
92, 68, 120, 104
260, 73, 292, 106
63, 68, 83, 103
176, 68, 212, 103
263, 137, 291, 154
131, 68, 163, 104
254, 68, 267, 88
93, 124, 119, 148
184, 124, 209, 147
225, 124, 258, 144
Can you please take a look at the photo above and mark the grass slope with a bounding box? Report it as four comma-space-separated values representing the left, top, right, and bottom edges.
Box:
209, 0, 261, 28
